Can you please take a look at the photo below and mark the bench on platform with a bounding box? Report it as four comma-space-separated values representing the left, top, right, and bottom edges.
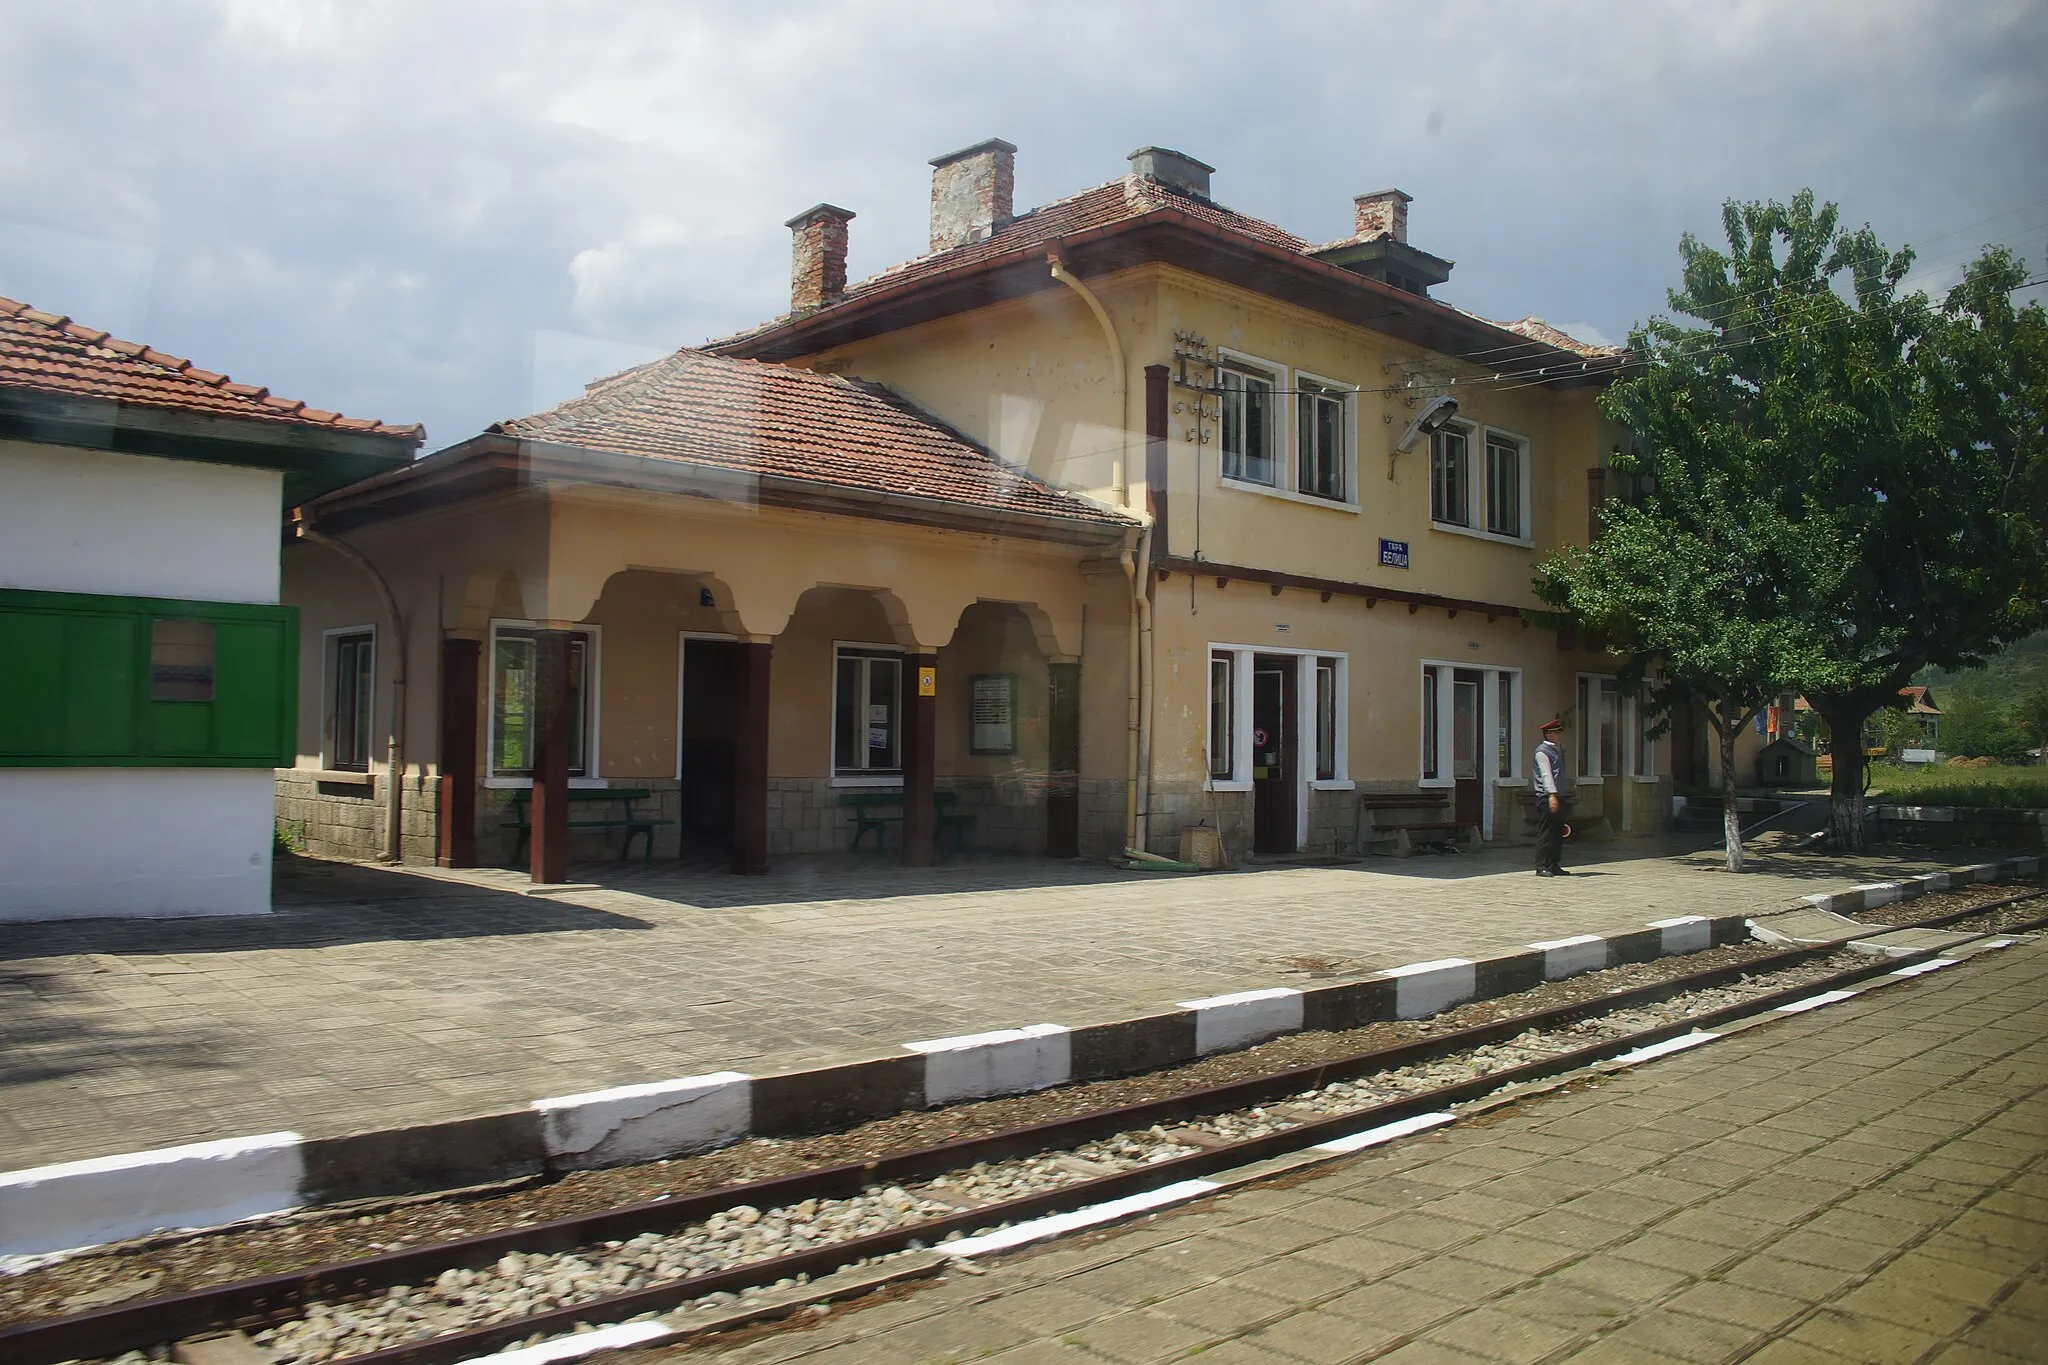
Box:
1354, 791, 1478, 857
502, 787, 672, 864
839, 790, 975, 853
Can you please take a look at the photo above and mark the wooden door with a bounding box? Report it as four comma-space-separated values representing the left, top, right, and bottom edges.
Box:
1252, 655, 1297, 854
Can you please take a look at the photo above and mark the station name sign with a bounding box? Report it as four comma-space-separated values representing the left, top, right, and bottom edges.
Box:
1379, 538, 1410, 569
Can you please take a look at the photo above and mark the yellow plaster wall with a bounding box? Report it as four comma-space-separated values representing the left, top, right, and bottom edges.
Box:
791, 271, 1158, 512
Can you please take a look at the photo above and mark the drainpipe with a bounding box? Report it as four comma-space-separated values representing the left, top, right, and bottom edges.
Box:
1049, 249, 1153, 853
294, 511, 407, 864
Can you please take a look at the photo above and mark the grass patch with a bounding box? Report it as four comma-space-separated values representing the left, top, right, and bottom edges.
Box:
1866, 762, 2048, 809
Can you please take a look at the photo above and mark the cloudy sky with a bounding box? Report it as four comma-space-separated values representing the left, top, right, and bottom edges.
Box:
3, 0, 2043, 450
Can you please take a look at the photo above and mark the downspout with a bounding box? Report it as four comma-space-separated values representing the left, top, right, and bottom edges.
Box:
294, 511, 408, 864
1050, 250, 1154, 854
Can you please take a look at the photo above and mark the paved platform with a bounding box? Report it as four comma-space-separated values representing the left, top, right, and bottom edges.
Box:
672, 935, 2048, 1364
0, 838, 2026, 1170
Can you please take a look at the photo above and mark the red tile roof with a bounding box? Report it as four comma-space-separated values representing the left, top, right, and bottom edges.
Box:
493, 348, 1133, 529
712, 176, 1312, 348
0, 296, 423, 442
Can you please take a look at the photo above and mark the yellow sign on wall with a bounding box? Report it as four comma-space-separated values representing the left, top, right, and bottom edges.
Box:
918, 666, 937, 697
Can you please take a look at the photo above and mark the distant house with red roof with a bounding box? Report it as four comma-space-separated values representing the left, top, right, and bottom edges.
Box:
0, 297, 419, 919
284, 141, 1655, 881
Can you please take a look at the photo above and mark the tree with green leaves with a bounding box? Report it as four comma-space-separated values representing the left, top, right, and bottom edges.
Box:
1546, 191, 2048, 855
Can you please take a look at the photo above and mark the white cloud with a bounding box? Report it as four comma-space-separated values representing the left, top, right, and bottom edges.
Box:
0, 0, 2041, 449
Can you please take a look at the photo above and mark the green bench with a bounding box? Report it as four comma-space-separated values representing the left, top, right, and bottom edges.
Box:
839, 790, 975, 852
502, 787, 673, 864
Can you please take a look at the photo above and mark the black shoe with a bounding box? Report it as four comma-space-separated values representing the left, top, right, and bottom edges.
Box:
1550, 867, 1572, 876
1535, 868, 1555, 877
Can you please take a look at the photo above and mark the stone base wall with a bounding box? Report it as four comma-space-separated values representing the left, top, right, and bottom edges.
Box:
1077, 778, 1130, 860
276, 768, 437, 865
1144, 782, 1251, 862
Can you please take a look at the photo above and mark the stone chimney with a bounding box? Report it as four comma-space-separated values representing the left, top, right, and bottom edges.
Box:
1128, 146, 1213, 199
786, 203, 855, 313
928, 138, 1016, 251
1354, 189, 1412, 244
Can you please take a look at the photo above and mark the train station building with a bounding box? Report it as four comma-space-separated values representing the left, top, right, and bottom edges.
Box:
282, 141, 1675, 882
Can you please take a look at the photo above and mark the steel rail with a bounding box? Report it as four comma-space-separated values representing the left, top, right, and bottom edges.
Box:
6, 887, 2041, 1365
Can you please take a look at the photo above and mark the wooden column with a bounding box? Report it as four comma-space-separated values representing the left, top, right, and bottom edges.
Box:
901, 653, 938, 867
528, 628, 573, 885
1046, 661, 1081, 857
436, 637, 480, 868
731, 641, 772, 876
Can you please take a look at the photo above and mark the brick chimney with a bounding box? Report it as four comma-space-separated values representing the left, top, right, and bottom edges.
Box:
785, 203, 855, 313
928, 138, 1016, 251
1354, 189, 1412, 243
1128, 146, 1213, 199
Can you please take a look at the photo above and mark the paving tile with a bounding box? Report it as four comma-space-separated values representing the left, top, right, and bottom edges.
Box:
1417, 1305, 1581, 1363
1246, 1307, 1403, 1362
1065, 1308, 1210, 1363
1784, 1306, 1940, 1362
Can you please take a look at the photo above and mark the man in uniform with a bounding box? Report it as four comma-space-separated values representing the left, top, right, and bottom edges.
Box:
1532, 716, 1568, 876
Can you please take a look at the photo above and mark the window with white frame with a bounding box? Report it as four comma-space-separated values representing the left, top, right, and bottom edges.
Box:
1577, 674, 1621, 778
1295, 377, 1347, 501
1430, 426, 1470, 527
1485, 431, 1524, 538
1630, 688, 1657, 776
1421, 663, 1443, 781
1497, 671, 1517, 780
834, 646, 902, 776
326, 628, 374, 772
490, 625, 595, 779
1314, 658, 1339, 780
1432, 425, 1529, 540
1219, 360, 1278, 487
1208, 652, 1235, 780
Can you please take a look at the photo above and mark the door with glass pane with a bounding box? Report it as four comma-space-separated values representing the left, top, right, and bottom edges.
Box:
1452, 669, 1483, 830
1252, 655, 1296, 854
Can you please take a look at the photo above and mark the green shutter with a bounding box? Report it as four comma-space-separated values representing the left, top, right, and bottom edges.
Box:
0, 589, 296, 767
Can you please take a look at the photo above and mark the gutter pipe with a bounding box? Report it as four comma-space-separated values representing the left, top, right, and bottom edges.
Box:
1049, 250, 1155, 854
294, 512, 408, 864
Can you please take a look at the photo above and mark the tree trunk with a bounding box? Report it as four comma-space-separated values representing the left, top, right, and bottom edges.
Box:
1819, 703, 1871, 851
1718, 723, 1743, 872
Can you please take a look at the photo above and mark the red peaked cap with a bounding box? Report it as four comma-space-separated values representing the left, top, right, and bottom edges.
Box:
1540, 717, 1565, 732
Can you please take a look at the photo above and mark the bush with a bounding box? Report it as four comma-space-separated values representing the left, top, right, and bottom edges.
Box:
1866, 761, 2048, 809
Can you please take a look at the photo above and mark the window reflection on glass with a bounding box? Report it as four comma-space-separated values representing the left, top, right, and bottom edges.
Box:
1422, 664, 1441, 780
491, 629, 589, 777
331, 630, 374, 771
1485, 433, 1523, 537
1315, 658, 1337, 780
1430, 428, 1468, 526
1297, 381, 1345, 500
150, 619, 215, 701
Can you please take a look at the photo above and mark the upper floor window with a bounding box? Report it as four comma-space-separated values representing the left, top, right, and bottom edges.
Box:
1432, 424, 1529, 542
1296, 377, 1347, 501
1485, 432, 1524, 538
1219, 361, 1278, 487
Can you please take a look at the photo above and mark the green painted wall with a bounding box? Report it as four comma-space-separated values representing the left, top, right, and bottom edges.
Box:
0, 588, 297, 767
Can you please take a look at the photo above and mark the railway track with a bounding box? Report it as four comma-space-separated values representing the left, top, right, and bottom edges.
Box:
10, 886, 2044, 1365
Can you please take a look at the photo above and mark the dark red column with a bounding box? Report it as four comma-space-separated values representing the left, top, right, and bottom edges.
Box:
1144, 362, 1170, 548
436, 637, 480, 868
528, 628, 573, 885
901, 653, 938, 867
731, 641, 772, 876
1046, 661, 1081, 858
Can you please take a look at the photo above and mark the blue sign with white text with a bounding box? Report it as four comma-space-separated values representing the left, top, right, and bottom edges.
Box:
1379, 538, 1410, 569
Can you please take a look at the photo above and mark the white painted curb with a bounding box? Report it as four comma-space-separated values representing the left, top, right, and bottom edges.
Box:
947, 1178, 1222, 1258
907, 1024, 1072, 1105
532, 1072, 752, 1171
1177, 988, 1305, 1055
1528, 934, 1607, 981
1380, 958, 1477, 1019
0, 1131, 304, 1260
1648, 915, 1711, 954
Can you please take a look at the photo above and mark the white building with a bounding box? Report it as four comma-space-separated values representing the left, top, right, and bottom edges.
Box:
0, 296, 419, 919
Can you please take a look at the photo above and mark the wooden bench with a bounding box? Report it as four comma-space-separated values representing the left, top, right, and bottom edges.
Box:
1354, 791, 1478, 857
839, 790, 975, 852
502, 787, 672, 864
